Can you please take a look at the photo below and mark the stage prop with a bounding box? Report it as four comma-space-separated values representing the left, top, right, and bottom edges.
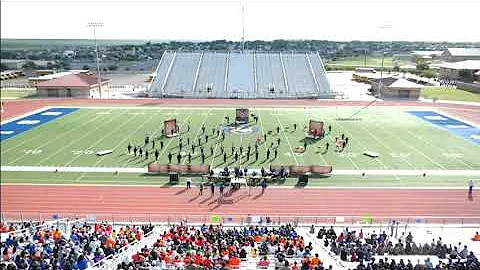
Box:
363, 151, 380, 158
148, 163, 210, 174
235, 108, 249, 124
96, 150, 112, 156
306, 120, 325, 139
164, 119, 178, 138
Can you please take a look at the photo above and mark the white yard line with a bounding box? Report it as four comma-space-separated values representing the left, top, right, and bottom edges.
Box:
303, 112, 334, 166
210, 112, 226, 169
118, 109, 183, 168
181, 109, 210, 165
359, 122, 417, 170
1, 166, 146, 173
155, 110, 194, 165
91, 112, 158, 167
373, 121, 447, 169
7, 110, 109, 165
74, 111, 157, 181
325, 115, 370, 170
62, 109, 141, 167
404, 129, 475, 170
273, 109, 299, 166
1, 109, 92, 155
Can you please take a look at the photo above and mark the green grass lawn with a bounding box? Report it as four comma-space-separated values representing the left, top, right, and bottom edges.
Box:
326, 56, 398, 68
421, 87, 480, 102
2, 107, 479, 173
1, 90, 37, 99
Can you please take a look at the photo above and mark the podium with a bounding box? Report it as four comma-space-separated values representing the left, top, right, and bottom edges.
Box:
169, 173, 179, 184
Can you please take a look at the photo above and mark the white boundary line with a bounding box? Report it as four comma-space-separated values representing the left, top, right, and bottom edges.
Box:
0, 182, 473, 190
7, 110, 110, 165
0, 106, 52, 125
1, 108, 92, 155
409, 108, 480, 129
63, 109, 142, 167
3, 166, 479, 175
373, 119, 447, 169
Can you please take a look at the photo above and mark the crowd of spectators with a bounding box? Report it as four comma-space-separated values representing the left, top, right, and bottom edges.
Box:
117, 224, 334, 270
314, 226, 480, 270
1, 221, 153, 270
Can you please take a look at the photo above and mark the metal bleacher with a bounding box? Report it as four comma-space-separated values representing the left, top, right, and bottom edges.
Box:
148, 51, 336, 99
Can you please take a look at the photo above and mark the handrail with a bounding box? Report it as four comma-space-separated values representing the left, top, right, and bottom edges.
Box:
253, 51, 258, 98
147, 50, 166, 93
160, 51, 177, 97
191, 52, 204, 95
279, 52, 289, 93
223, 52, 230, 97
90, 227, 161, 270
305, 52, 321, 95
2, 213, 479, 227
317, 51, 333, 94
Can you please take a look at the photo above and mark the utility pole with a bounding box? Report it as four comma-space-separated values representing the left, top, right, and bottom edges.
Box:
87, 22, 103, 98
377, 24, 392, 98
241, 6, 245, 53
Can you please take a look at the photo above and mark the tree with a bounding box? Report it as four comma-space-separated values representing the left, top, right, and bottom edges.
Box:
393, 64, 400, 72
108, 65, 118, 71
416, 62, 429, 71
22, 61, 37, 70
0, 63, 8, 71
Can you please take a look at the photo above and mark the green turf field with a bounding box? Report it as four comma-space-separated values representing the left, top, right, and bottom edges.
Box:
2, 107, 479, 173
1, 170, 476, 187
326, 56, 398, 68
421, 87, 480, 102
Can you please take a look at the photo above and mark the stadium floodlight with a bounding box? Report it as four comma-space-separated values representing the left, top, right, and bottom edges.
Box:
87, 22, 104, 98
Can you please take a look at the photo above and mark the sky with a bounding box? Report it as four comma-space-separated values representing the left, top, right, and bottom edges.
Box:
1, 0, 479, 42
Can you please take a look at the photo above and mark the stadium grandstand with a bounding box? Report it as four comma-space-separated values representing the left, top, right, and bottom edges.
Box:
147, 51, 335, 99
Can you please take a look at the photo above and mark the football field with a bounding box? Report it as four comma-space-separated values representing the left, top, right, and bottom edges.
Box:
1, 106, 479, 186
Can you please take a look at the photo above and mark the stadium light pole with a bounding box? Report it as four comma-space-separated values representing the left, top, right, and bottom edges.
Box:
377, 24, 392, 98
87, 22, 103, 98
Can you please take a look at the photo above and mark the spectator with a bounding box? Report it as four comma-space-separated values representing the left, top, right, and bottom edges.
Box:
257, 256, 270, 268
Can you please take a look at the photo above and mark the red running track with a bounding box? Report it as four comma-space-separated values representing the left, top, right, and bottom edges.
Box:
2, 185, 479, 223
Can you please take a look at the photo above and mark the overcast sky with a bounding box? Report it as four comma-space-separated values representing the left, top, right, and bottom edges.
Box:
1, 0, 479, 42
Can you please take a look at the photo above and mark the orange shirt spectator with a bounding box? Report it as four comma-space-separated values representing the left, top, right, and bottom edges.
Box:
311, 254, 320, 266
473, 232, 480, 241
105, 237, 116, 249
230, 256, 241, 268
53, 229, 62, 242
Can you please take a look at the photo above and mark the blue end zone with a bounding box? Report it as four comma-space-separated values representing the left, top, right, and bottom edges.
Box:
1, 108, 79, 142
408, 110, 480, 145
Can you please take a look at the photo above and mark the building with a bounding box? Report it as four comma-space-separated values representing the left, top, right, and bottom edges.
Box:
442, 48, 480, 62
438, 60, 480, 81
369, 77, 423, 99
35, 73, 111, 98
1, 59, 27, 70
411, 51, 443, 61
29, 70, 90, 86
